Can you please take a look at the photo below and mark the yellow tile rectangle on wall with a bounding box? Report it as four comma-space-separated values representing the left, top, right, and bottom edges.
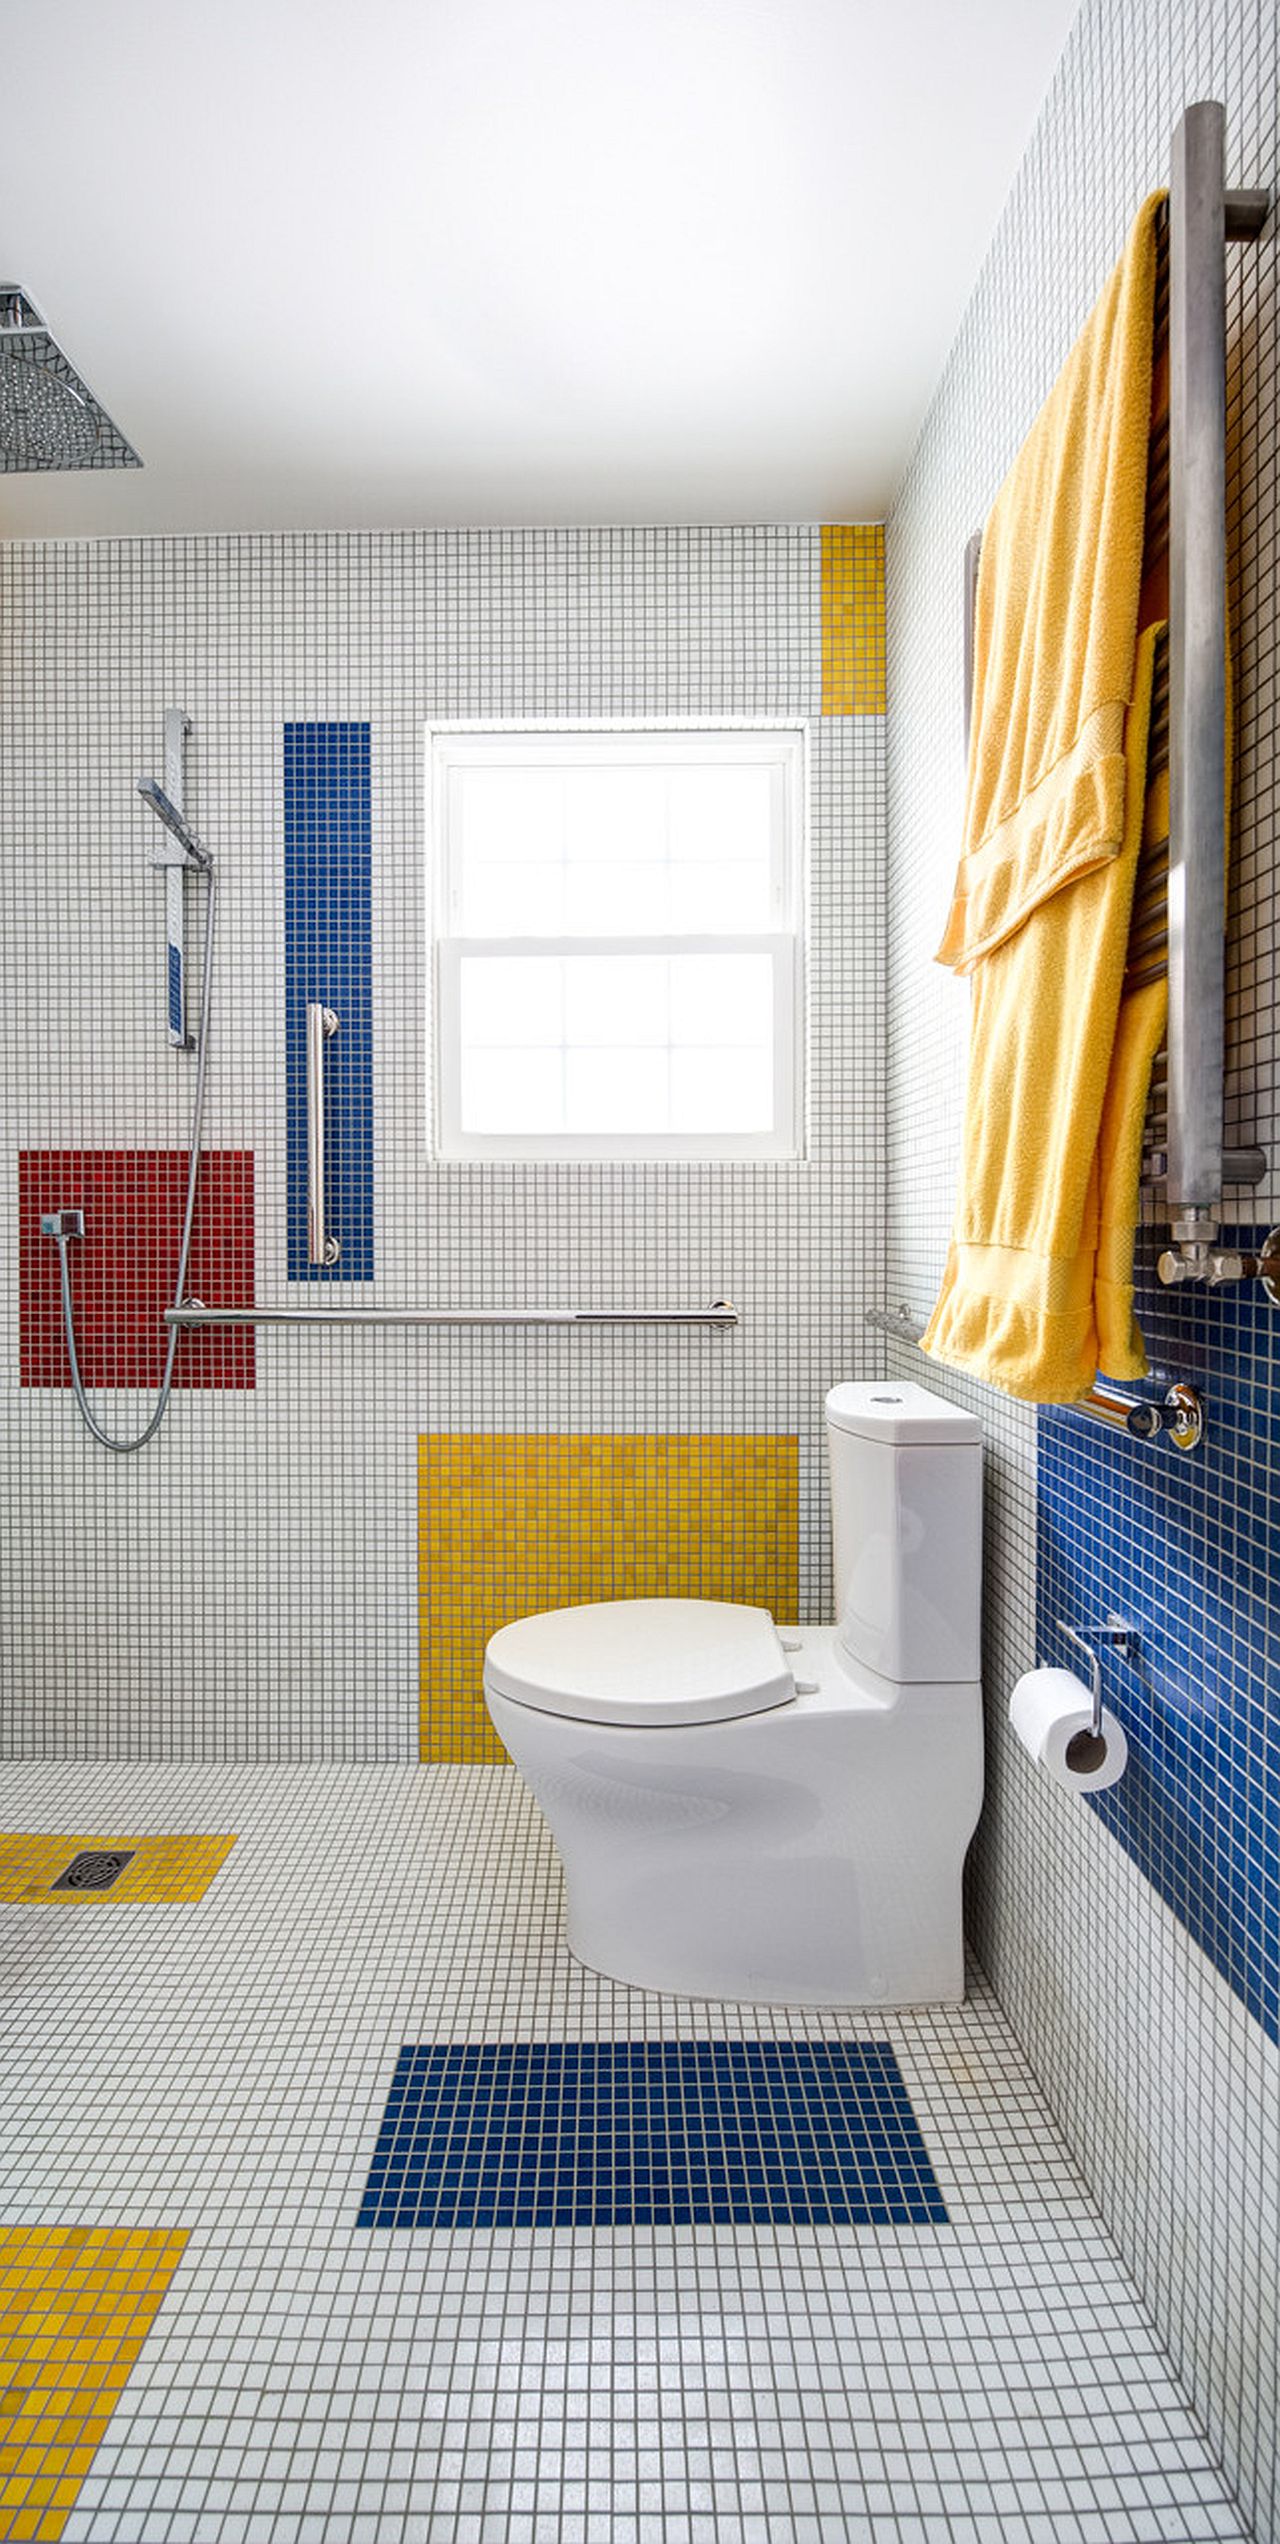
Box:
821, 523, 886, 715
0, 1834, 236, 1904
0, 2225, 188, 2542
418, 1432, 800, 1762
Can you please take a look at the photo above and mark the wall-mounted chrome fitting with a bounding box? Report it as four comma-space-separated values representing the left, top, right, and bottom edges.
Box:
1157, 1227, 1280, 1303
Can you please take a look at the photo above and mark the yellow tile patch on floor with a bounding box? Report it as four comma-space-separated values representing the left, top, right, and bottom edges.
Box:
0, 1833, 236, 1903
0, 2226, 188, 2543
419, 1431, 800, 1760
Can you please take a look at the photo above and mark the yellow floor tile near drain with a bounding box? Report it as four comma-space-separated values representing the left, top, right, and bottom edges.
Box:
0, 2225, 189, 2542
0, 1833, 236, 1904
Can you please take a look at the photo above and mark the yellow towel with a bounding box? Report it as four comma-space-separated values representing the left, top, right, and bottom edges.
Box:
922, 192, 1167, 1404
937, 193, 1164, 976
923, 628, 1158, 1400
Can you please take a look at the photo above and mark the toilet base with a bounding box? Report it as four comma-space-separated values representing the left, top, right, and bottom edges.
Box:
485, 1627, 984, 2008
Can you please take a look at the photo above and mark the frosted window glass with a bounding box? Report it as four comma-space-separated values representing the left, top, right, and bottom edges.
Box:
460, 956, 563, 1047
564, 957, 669, 1048
462, 861, 564, 934
565, 1050, 669, 1133
564, 862, 669, 934
668, 764, 772, 864
670, 1048, 774, 1134
458, 768, 563, 863
563, 768, 667, 863
461, 1048, 563, 1133
670, 953, 773, 1047
669, 861, 770, 932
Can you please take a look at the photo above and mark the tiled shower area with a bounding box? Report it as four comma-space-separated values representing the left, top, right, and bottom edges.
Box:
2, 3, 1277, 2543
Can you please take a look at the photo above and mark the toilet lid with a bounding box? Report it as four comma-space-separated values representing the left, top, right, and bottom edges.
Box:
484, 1599, 796, 1727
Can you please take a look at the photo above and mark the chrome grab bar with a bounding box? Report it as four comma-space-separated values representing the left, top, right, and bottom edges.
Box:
166, 1299, 739, 1330
306, 1002, 340, 1266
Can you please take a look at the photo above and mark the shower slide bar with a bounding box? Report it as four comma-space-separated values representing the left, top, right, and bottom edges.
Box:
864, 1307, 1205, 1451
140, 709, 208, 1047
167, 1299, 740, 1330
963, 102, 1272, 1299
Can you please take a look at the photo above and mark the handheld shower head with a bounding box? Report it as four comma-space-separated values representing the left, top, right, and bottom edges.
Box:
137, 777, 212, 872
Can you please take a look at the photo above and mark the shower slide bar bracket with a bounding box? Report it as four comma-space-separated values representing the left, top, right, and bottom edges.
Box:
864, 1308, 1205, 1450
166, 1299, 740, 1331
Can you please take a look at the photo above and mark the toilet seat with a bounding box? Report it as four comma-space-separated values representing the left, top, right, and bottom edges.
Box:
483, 1598, 795, 1727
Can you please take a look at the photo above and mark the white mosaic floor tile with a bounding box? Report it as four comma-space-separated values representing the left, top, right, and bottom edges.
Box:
0, 1760, 1250, 2542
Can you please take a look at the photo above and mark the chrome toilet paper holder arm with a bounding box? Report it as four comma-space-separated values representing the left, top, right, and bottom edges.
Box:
1055, 1619, 1139, 1758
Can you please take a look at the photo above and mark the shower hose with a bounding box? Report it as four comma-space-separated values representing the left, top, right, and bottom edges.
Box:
51, 867, 217, 1451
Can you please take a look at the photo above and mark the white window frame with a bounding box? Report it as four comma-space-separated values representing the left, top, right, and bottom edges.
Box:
428, 722, 807, 1162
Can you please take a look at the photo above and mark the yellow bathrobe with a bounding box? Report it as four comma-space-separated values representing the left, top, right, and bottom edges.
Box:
922, 193, 1166, 1404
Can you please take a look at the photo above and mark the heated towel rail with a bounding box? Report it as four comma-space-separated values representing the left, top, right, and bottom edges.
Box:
965, 100, 1274, 1302
864, 1307, 1205, 1451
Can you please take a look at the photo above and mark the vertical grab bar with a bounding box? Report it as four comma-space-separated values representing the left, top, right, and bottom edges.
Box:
306, 1002, 341, 1266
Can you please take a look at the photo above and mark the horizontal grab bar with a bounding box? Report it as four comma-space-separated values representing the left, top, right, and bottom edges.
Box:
167, 1299, 739, 1330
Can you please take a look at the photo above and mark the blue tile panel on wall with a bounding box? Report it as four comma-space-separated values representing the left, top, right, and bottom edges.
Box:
283, 721, 374, 1279
358, 2039, 947, 2230
1038, 1232, 1280, 2045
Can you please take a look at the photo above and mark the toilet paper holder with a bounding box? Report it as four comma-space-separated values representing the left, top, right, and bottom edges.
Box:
1055, 1619, 1139, 1772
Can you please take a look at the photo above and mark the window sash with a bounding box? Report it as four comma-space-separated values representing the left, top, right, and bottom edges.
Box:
436, 934, 799, 1160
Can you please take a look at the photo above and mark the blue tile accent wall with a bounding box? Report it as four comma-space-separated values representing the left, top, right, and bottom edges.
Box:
283, 721, 373, 1280
1039, 1232, 1279, 2044
358, 2040, 947, 2230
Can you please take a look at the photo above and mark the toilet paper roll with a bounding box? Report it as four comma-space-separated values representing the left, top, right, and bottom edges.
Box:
1009, 1668, 1129, 1794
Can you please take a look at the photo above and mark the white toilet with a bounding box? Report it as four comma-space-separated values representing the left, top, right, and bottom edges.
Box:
483, 1380, 984, 2006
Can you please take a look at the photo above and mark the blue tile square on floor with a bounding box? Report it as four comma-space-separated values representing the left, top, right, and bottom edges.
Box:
357, 2039, 948, 2230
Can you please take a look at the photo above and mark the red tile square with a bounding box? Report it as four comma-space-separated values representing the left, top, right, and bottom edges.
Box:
19, 1150, 255, 1390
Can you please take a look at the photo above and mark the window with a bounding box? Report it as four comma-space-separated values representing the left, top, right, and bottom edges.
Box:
430, 726, 804, 1159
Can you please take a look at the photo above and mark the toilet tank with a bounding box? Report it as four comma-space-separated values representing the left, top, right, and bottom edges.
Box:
826, 1380, 982, 1683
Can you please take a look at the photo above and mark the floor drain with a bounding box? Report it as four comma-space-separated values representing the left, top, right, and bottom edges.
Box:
50, 1850, 136, 1892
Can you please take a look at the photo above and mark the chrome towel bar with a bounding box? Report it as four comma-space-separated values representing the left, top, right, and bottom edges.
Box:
864, 1308, 1204, 1450
167, 1299, 739, 1330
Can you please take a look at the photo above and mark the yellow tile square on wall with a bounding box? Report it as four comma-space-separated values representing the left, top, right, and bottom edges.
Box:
821, 523, 886, 715
418, 1433, 800, 1761
0, 2226, 188, 2542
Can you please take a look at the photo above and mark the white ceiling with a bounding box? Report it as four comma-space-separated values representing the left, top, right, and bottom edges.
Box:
0, 0, 1079, 538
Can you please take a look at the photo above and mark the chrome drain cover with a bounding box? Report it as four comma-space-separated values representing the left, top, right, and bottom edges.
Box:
51, 1849, 136, 1892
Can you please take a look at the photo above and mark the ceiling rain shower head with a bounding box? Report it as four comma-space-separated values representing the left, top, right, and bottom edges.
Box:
0, 287, 141, 473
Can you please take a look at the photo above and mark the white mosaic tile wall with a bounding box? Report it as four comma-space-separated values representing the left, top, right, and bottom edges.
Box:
0, 528, 884, 1758
884, 2, 1278, 2536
